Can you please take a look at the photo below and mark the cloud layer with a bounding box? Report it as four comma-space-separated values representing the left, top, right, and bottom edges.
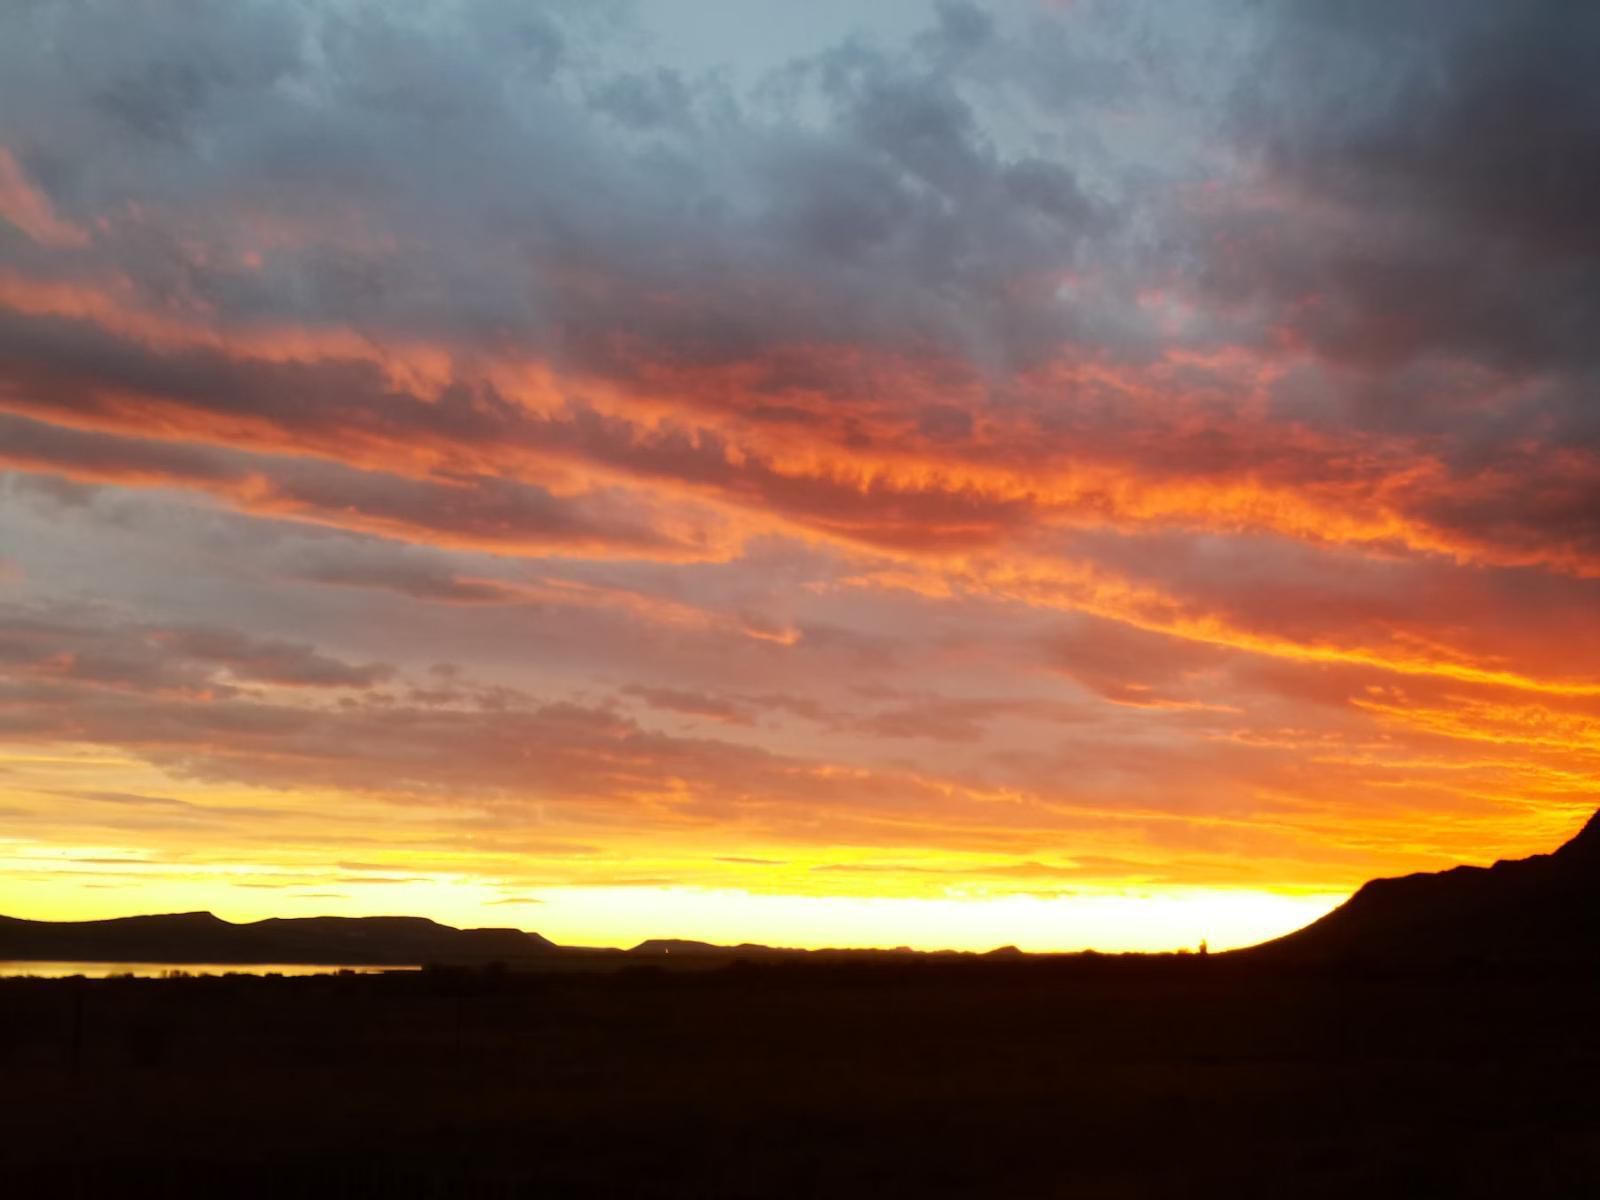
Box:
1, 0, 1596, 948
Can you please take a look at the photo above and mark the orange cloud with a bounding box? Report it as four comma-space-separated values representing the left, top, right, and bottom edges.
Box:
4, 280, 1599, 581
0, 149, 88, 249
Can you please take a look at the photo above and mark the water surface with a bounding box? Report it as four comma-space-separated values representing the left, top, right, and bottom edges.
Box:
0, 960, 419, 978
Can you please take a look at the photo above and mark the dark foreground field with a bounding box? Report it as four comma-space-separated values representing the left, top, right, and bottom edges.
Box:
4, 959, 1600, 1198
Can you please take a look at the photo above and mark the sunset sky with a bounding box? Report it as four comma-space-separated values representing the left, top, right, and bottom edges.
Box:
2, 0, 1597, 952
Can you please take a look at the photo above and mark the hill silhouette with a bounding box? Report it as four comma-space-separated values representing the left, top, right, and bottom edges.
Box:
0, 911, 558, 965
1243, 809, 1600, 967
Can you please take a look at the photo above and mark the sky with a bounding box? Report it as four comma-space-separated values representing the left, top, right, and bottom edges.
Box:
1, 0, 1597, 952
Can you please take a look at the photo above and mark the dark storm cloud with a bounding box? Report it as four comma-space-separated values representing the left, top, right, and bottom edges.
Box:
1143, 0, 1600, 578
24, 0, 1598, 576
1223, 0, 1600, 380
0, 0, 1118, 387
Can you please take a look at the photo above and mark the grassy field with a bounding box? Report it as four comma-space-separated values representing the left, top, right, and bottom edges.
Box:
4, 958, 1599, 1197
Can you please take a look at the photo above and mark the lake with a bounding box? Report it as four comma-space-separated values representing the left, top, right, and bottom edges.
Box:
0, 961, 420, 978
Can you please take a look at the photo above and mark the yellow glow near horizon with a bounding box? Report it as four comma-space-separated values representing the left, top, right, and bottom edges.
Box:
0, 858, 1344, 953
512, 885, 1346, 953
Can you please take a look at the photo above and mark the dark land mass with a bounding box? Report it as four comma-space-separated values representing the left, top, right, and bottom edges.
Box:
0, 912, 1040, 969
0, 911, 560, 967
7, 957, 1600, 1198
6, 815, 1600, 1197
1244, 808, 1600, 968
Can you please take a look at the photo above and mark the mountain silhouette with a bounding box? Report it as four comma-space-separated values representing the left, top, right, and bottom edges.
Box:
0, 911, 558, 966
1243, 809, 1600, 967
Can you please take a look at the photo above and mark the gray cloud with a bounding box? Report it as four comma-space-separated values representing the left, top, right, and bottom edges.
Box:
0, 600, 390, 696
0, 0, 1123, 385
1219, 1, 1600, 380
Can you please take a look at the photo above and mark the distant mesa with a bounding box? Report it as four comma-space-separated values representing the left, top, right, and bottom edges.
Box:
1241, 808, 1600, 968
628, 938, 728, 956
0, 911, 560, 967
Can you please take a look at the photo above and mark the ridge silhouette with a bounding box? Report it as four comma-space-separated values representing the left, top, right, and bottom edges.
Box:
0, 911, 558, 965
1243, 808, 1600, 967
